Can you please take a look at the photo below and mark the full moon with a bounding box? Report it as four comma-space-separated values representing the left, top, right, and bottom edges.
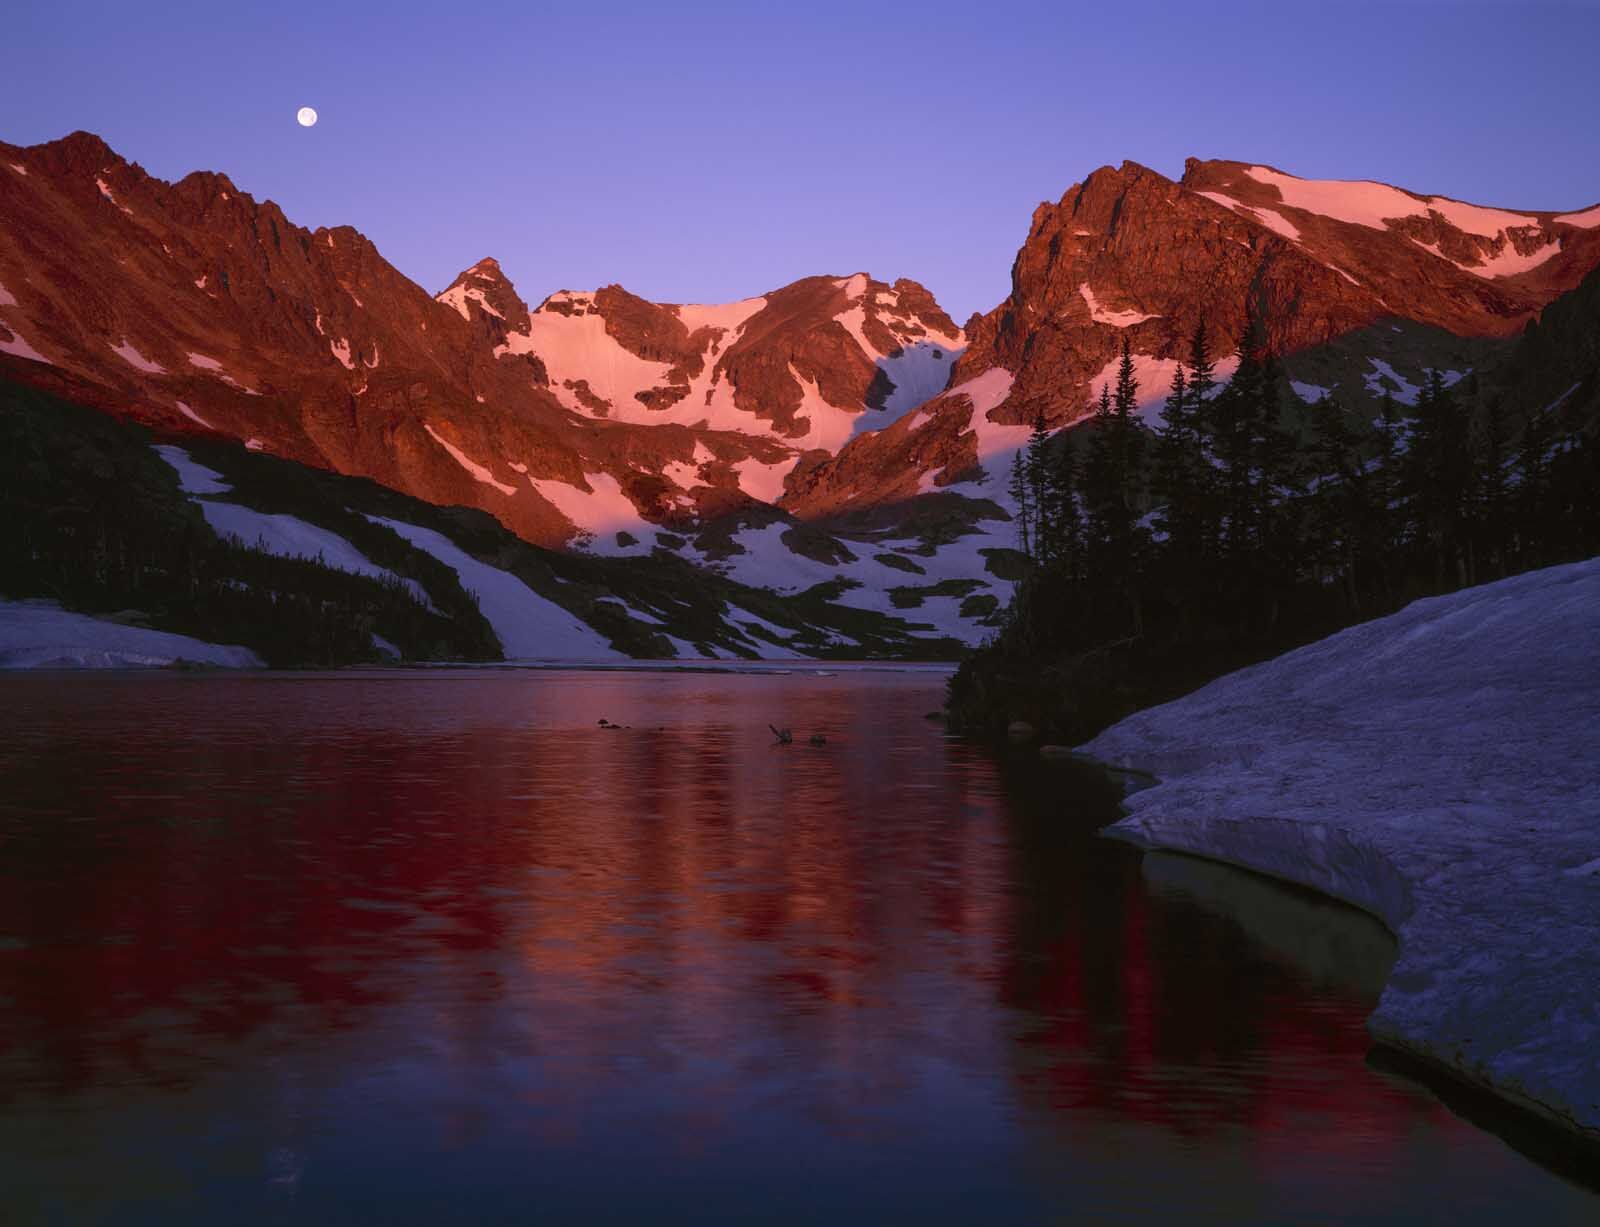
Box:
296, 106, 318, 128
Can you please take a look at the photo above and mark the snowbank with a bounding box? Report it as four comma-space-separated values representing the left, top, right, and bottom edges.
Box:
153, 446, 435, 608
367, 517, 620, 661
0, 600, 261, 669
1082, 559, 1600, 1140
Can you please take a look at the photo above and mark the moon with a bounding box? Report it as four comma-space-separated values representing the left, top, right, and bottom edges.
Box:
296, 106, 318, 128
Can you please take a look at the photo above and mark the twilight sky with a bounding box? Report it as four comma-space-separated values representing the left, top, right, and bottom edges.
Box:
8, 0, 1599, 321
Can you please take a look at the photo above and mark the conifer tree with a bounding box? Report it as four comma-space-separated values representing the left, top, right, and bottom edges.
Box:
1153, 361, 1201, 559
1403, 369, 1474, 584
1080, 383, 1118, 580
1474, 396, 1511, 577
1025, 410, 1053, 561
1048, 432, 1083, 581
1210, 316, 1265, 564
1009, 448, 1034, 559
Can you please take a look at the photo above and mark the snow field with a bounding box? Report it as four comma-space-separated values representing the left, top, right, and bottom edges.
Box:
153, 445, 434, 609
366, 516, 620, 661
1085, 559, 1600, 1140
0, 599, 260, 669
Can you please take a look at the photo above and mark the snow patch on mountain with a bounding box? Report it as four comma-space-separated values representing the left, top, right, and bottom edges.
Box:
153, 444, 230, 494
1246, 166, 1466, 232
0, 323, 51, 364
440, 284, 499, 320
200, 504, 380, 577
512, 296, 672, 407
918, 368, 1029, 492
174, 400, 211, 428
1078, 284, 1161, 327
423, 424, 517, 496
529, 471, 647, 548
679, 517, 1005, 648
1557, 204, 1600, 228
152, 445, 435, 608
1364, 359, 1422, 405
733, 455, 793, 504
110, 339, 164, 374
868, 341, 961, 424
784, 364, 860, 451
1195, 192, 1303, 243
1237, 166, 1563, 280
367, 516, 619, 660
185, 352, 254, 392
1458, 238, 1562, 279
674, 296, 768, 339
1086, 559, 1600, 1140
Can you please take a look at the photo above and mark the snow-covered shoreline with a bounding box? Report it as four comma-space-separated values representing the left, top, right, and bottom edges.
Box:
0, 600, 262, 669
1081, 559, 1600, 1142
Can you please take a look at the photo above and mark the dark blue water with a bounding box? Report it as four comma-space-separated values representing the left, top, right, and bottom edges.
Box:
0, 669, 1593, 1224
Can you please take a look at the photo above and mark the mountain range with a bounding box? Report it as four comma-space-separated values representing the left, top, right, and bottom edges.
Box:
3, 130, 1598, 659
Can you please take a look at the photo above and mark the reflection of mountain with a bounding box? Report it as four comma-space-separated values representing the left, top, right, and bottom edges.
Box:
995, 768, 1409, 1144
1142, 850, 1397, 997
0, 674, 1584, 1219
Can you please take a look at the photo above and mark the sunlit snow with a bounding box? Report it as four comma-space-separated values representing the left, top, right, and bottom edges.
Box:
529, 471, 648, 546
0, 324, 51, 364
1078, 284, 1161, 327
1556, 203, 1600, 228
422, 424, 517, 496
174, 400, 212, 428
109, 339, 165, 374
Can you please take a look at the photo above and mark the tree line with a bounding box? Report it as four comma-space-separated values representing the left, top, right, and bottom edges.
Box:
958, 319, 1600, 739
1, 381, 501, 667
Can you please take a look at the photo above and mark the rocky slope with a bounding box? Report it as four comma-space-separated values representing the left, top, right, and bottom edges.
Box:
4, 134, 1598, 654
0, 133, 959, 548
1, 375, 966, 664
788, 158, 1600, 516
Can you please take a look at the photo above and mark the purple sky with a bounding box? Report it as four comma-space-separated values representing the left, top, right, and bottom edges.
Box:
8, 0, 1599, 322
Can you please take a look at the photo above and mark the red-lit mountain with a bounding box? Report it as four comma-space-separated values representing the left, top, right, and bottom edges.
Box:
0, 132, 960, 553
3, 134, 1598, 648
785, 157, 1600, 517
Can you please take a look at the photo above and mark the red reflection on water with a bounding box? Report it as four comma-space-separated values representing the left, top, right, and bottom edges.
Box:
0, 670, 1568, 1222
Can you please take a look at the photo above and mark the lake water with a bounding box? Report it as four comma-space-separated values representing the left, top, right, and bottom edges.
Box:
0, 668, 1594, 1224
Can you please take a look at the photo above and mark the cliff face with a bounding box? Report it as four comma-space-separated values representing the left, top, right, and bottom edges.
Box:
0, 133, 962, 547
783, 158, 1600, 519
955, 157, 1600, 427
3, 133, 1596, 588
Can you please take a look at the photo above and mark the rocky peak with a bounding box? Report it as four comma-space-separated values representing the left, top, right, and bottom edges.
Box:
437, 256, 531, 333
25, 130, 118, 177
951, 156, 1600, 429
